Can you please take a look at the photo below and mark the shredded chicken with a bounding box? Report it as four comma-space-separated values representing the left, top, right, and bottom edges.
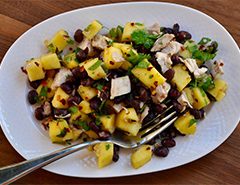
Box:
211, 59, 224, 78
161, 41, 183, 55
151, 82, 171, 103
140, 106, 150, 122
51, 68, 72, 89
155, 52, 173, 73
151, 34, 175, 52
91, 34, 108, 50
78, 37, 94, 54
177, 91, 192, 111
182, 58, 207, 78
112, 51, 125, 63
42, 101, 51, 116
110, 76, 131, 99
147, 23, 161, 35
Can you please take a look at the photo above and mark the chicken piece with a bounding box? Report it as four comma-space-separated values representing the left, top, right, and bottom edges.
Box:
140, 106, 149, 122
78, 37, 94, 55
151, 34, 175, 52
182, 58, 207, 78
147, 23, 161, 35
151, 82, 171, 103
161, 41, 183, 55
211, 59, 224, 78
155, 52, 172, 73
110, 76, 131, 99
111, 51, 125, 63
177, 91, 193, 111
51, 68, 72, 89
91, 34, 109, 50
42, 101, 52, 116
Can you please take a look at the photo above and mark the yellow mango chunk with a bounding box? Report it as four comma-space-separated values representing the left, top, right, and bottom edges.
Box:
94, 142, 114, 168
63, 53, 79, 69
40, 53, 61, 70
83, 58, 107, 80
52, 87, 70, 109
77, 85, 97, 101
174, 112, 196, 135
79, 100, 92, 114
131, 145, 152, 169
207, 79, 227, 101
122, 22, 145, 42
26, 58, 45, 82
103, 46, 124, 69
192, 87, 210, 110
83, 20, 103, 40
100, 114, 116, 134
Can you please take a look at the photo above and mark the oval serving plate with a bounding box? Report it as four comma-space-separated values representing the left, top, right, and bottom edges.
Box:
0, 2, 240, 178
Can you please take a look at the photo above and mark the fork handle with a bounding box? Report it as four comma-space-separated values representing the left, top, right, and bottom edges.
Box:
0, 140, 101, 185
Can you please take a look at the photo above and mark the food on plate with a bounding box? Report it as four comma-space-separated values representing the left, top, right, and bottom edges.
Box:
22, 20, 227, 169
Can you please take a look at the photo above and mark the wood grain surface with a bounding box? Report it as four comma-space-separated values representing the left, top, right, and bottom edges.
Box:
0, 0, 239, 184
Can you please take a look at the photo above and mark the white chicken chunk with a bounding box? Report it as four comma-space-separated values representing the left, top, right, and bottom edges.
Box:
151, 82, 171, 103
78, 37, 94, 54
182, 58, 207, 78
110, 76, 131, 99
91, 34, 108, 50
42, 101, 51, 116
51, 68, 72, 89
140, 106, 150, 122
112, 51, 125, 63
155, 52, 172, 73
211, 59, 224, 78
147, 23, 161, 35
161, 41, 183, 55
177, 91, 192, 111
151, 34, 175, 52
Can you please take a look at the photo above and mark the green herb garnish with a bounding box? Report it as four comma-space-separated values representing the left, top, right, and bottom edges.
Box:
105, 143, 111, 150
68, 106, 78, 114
57, 127, 68, 137
39, 86, 48, 97
136, 59, 150, 68
198, 37, 211, 45
127, 49, 151, 65
135, 22, 144, 26
67, 38, 75, 45
47, 43, 55, 53
95, 117, 102, 126
149, 74, 154, 79
108, 25, 124, 41
88, 60, 102, 70
131, 30, 158, 49
74, 120, 90, 131
189, 119, 197, 127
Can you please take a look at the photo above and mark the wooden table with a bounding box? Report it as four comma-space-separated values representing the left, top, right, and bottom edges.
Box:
0, 0, 239, 184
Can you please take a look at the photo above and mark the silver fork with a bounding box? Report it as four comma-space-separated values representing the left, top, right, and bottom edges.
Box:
0, 105, 177, 184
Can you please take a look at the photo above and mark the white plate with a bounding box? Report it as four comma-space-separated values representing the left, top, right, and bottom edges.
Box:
0, 2, 239, 178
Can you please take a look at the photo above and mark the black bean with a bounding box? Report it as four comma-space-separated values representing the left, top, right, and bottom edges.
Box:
99, 91, 110, 100
53, 109, 69, 117
127, 99, 140, 112
113, 95, 126, 104
98, 131, 111, 140
88, 121, 100, 133
27, 90, 38, 105
138, 86, 150, 102
67, 96, 82, 106
114, 144, 120, 152
169, 88, 181, 99
76, 49, 88, 62
35, 107, 45, 120
153, 146, 169, 157
190, 109, 205, 119
46, 69, 57, 79
172, 100, 184, 113
161, 138, 176, 148
74, 29, 84, 43
72, 66, 88, 80
171, 54, 181, 65
29, 80, 41, 89
147, 138, 156, 145
112, 153, 119, 162
81, 78, 94, 86
89, 97, 101, 111
172, 23, 180, 35
154, 104, 165, 114
163, 69, 175, 81
176, 31, 192, 43
162, 27, 173, 34
60, 82, 73, 94
103, 100, 116, 114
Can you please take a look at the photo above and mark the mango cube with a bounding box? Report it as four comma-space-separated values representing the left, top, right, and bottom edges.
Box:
26, 58, 45, 82
41, 53, 61, 70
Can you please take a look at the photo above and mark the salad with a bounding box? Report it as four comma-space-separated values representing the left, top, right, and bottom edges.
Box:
22, 20, 227, 169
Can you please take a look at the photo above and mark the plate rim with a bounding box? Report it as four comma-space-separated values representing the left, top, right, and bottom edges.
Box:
0, 1, 240, 178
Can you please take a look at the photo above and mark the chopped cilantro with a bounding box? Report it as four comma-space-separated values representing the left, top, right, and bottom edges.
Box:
131, 30, 158, 49
47, 43, 55, 53
136, 59, 150, 68
88, 60, 102, 70
192, 50, 216, 61
198, 76, 215, 91
99, 100, 106, 112
139, 104, 147, 113
39, 86, 48, 97
68, 106, 78, 114
127, 49, 151, 65
74, 120, 90, 131
74, 47, 81, 54
198, 37, 211, 45
189, 119, 197, 127
105, 143, 111, 150
57, 127, 68, 137
108, 25, 123, 41
67, 38, 74, 45
94, 83, 104, 91
95, 117, 101, 126
135, 22, 144, 26
149, 74, 154, 79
